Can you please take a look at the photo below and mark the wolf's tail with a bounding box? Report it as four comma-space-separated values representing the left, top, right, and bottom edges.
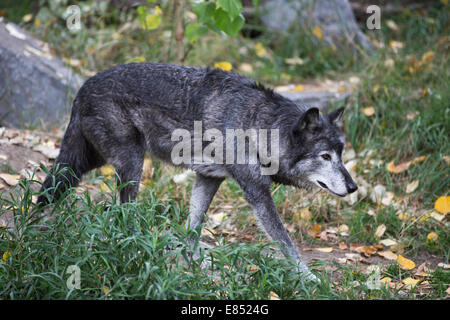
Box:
37, 99, 99, 206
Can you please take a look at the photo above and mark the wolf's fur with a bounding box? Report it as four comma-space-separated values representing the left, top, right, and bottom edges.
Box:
38, 63, 357, 281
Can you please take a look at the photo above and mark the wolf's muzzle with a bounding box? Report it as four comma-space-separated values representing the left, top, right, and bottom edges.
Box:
346, 181, 358, 194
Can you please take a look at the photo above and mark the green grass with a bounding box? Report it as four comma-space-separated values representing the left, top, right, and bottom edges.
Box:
1, 175, 447, 299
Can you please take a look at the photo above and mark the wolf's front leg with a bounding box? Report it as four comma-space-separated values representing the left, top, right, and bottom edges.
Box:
186, 174, 224, 261
236, 180, 319, 283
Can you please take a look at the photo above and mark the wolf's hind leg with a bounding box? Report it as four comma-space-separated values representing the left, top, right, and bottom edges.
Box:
37, 118, 105, 206
186, 174, 223, 260
112, 146, 145, 204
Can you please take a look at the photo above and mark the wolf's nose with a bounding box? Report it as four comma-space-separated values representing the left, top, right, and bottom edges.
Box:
347, 182, 358, 194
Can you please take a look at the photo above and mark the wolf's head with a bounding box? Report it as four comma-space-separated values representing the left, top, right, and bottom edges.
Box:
278, 106, 357, 197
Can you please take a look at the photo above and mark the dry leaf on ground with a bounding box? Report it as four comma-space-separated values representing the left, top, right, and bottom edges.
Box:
214, 61, 232, 71
100, 165, 115, 176
426, 232, 438, 243
406, 180, 419, 193
354, 245, 378, 257
434, 196, 449, 214
430, 211, 445, 222
397, 255, 416, 270
375, 224, 386, 238
377, 250, 398, 260
379, 239, 397, 247
387, 161, 410, 174
402, 277, 419, 287
269, 291, 280, 300
291, 84, 305, 92
437, 263, 450, 269
0, 173, 20, 186
308, 224, 322, 238
362, 107, 375, 117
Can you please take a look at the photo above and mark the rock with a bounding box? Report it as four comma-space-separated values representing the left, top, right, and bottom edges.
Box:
278, 90, 351, 112
260, 0, 372, 53
343, 148, 356, 162
371, 184, 386, 203
0, 20, 84, 129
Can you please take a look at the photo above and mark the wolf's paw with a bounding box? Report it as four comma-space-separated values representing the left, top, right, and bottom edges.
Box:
301, 270, 321, 284
296, 261, 321, 284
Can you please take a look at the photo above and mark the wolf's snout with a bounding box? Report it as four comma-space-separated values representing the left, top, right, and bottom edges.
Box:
346, 181, 358, 194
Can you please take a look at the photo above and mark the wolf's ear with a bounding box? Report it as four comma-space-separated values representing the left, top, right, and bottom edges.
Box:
329, 107, 345, 127
296, 107, 321, 133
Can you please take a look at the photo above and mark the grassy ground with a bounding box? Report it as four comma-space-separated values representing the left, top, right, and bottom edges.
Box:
0, 1, 449, 299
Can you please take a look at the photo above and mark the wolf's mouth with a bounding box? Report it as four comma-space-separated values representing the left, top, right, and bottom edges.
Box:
317, 180, 346, 197
317, 181, 328, 189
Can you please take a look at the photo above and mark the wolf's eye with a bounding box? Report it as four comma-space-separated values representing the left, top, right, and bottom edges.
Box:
321, 154, 331, 161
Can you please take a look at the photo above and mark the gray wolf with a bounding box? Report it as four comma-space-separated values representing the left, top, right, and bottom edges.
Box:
37, 62, 357, 282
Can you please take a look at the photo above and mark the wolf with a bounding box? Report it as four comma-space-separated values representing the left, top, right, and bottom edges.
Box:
37, 62, 357, 282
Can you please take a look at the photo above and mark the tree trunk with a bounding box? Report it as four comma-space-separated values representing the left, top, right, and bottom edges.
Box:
174, 0, 185, 64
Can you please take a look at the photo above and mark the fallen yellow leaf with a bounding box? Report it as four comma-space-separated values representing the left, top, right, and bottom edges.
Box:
421, 51, 434, 63
99, 183, 109, 192
426, 232, 438, 243
389, 40, 404, 49
312, 26, 323, 40
402, 277, 419, 287
2, 251, 11, 262
269, 291, 280, 300
397, 255, 416, 270
386, 20, 399, 31
103, 286, 111, 296
386, 160, 410, 174
362, 107, 375, 117
292, 84, 305, 92
380, 277, 392, 284
255, 42, 267, 57
214, 61, 232, 71
100, 165, 115, 176
412, 155, 427, 164
434, 196, 449, 214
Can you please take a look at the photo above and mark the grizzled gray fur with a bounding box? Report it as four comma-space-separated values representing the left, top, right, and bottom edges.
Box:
38, 63, 357, 282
